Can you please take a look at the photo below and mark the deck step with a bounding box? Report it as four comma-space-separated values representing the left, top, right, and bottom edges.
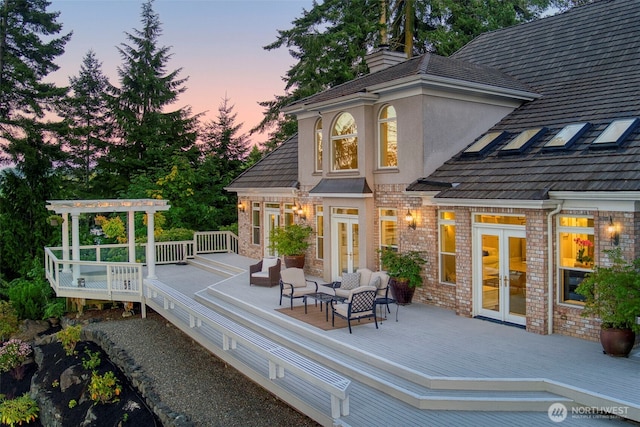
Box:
188, 255, 244, 277
195, 287, 573, 413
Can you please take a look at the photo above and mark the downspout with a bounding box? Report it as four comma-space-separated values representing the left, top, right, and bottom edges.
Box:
547, 202, 563, 335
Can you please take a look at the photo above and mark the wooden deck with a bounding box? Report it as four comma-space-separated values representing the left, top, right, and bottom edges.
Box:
144, 253, 639, 426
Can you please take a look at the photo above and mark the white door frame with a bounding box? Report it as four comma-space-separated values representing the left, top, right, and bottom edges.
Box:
474, 225, 527, 325
264, 206, 281, 257
331, 210, 359, 281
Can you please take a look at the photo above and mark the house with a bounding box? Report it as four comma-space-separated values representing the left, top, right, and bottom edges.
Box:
227, 0, 640, 341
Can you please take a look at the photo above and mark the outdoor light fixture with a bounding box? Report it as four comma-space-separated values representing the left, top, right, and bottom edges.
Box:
608, 216, 620, 246
295, 203, 306, 221
237, 202, 245, 213
405, 210, 417, 230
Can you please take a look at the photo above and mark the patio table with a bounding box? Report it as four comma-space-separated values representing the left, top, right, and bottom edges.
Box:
304, 292, 347, 321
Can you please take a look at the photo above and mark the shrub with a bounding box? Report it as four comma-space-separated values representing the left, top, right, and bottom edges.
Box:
82, 349, 101, 371
7, 262, 51, 320
56, 325, 82, 356
88, 371, 121, 404
42, 299, 65, 320
0, 301, 19, 341
0, 339, 32, 380
0, 393, 39, 427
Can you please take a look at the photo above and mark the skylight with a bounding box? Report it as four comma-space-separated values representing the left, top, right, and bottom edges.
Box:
500, 127, 546, 154
543, 123, 590, 150
591, 118, 639, 148
462, 131, 506, 156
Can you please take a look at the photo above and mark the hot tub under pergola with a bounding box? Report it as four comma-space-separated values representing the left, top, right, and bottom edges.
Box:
46, 199, 171, 280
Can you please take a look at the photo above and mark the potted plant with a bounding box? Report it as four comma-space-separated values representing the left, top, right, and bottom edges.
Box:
378, 249, 427, 305
575, 248, 640, 357
43, 299, 66, 326
48, 214, 64, 226
268, 224, 313, 268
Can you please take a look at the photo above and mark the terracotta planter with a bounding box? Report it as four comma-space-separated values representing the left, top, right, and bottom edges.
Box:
283, 255, 305, 269
389, 278, 416, 305
600, 327, 636, 357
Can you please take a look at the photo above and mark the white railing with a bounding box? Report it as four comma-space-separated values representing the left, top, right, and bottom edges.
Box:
194, 231, 238, 254
44, 248, 143, 302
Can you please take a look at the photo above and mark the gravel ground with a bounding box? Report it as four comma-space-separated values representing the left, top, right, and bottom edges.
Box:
84, 310, 319, 427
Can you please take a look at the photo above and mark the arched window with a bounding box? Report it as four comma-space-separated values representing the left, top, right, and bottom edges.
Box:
331, 112, 358, 171
378, 105, 397, 168
315, 118, 322, 172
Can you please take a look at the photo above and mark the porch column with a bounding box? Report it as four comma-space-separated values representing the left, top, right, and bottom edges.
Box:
62, 212, 71, 273
146, 210, 157, 279
128, 210, 136, 263
71, 213, 80, 280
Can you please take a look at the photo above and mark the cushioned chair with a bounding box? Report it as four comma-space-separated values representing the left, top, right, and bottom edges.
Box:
249, 257, 281, 287
333, 268, 389, 299
279, 268, 318, 309
331, 286, 378, 333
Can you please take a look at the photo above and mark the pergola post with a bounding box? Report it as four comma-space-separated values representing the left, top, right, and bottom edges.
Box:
128, 210, 136, 263
146, 210, 157, 279
62, 212, 70, 273
71, 213, 80, 280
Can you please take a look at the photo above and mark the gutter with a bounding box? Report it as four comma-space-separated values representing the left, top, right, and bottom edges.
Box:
547, 202, 563, 335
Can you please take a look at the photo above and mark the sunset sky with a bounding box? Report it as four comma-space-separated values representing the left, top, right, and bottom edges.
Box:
49, 0, 313, 145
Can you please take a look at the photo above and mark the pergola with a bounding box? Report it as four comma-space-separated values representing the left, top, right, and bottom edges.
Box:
46, 199, 171, 280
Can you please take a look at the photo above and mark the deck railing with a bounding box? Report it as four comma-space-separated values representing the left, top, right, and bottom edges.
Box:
44, 247, 144, 302
44, 231, 238, 297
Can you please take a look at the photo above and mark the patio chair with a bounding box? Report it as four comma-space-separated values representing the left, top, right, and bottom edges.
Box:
331, 286, 378, 333
249, 257, 281, 287
279, 268, 318, 310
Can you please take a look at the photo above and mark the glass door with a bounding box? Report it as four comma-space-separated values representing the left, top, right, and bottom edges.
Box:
264, 205, 280, 257
476, 228, 527, 325
331, 208, 359, 280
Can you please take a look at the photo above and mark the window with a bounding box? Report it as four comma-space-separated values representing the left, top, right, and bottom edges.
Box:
251, 202, 260, 245
379, 209, 398, 253
316, 206, 324, 259
331, 112, 358, 171
284, 204, 294, 226
591, 118, 639, 148
544, 123, 590, 150
462, 131, 506, 156
315, 119, 323, 172
500, 127, 546, 154
558, 215, 594, 304
439, 211, 456, 284
378, 105, 397, 168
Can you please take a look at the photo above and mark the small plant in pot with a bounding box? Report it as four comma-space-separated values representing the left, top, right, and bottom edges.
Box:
47, 214, 64, 226
269, 224, 313, 268
43, 299, 66, 326
575, 248, 640, 357
378, 249, 427, 305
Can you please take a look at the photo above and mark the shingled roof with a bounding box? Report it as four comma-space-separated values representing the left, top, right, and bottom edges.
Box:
287, 53, 535, 110
413, 0, 640, 200
226, 134, 299, 190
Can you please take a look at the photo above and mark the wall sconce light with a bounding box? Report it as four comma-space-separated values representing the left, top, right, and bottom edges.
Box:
405, 209, 417, 230
295, 203, 306, 221
608, 216, 620, 246
237, 202, 245, 213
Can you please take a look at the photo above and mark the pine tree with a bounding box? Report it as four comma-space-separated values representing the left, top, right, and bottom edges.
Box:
102, 0, 199, 195
59, 50, 110, 196
254, 0, 560, 146
0, 0, 70, 279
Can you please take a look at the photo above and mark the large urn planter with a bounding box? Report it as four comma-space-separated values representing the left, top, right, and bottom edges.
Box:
389, 278, 416, 305
600, 327, 636, 357
283, 255, 305, 269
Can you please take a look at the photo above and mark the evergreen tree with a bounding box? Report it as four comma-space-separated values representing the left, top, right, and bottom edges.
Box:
201, 95, 250, 162
101, 0, 199, 196
58, 50, 110, 196
254, 0, 560, 147
0, 0, 70, 280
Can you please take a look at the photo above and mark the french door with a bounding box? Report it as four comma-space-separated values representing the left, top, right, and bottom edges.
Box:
475, 227, 527, 325
264, 206, 280, 257
331, 208, 359, 280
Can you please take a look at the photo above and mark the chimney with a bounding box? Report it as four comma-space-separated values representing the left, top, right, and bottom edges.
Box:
365, 45, 407, 73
